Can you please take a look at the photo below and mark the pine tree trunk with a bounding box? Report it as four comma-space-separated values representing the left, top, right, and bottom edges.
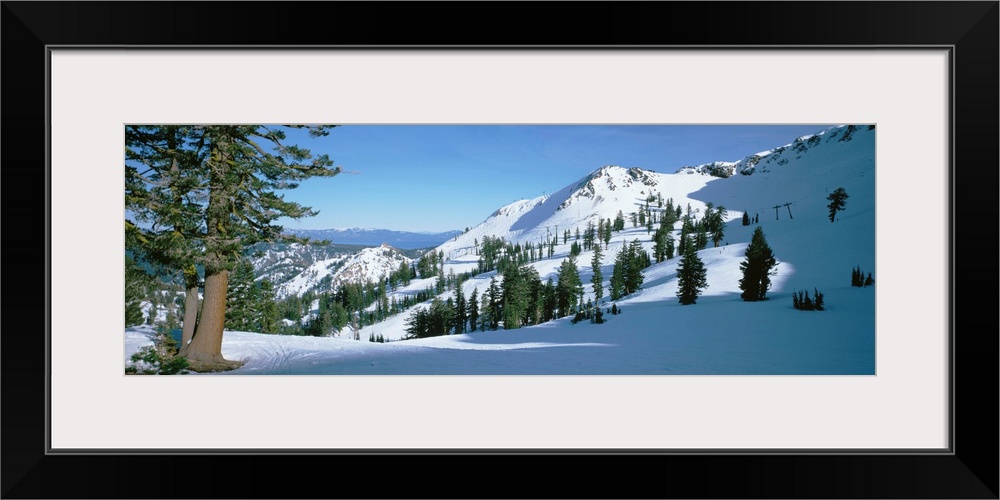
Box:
181, 269, 232, 365
178, 135, 239, 369
180, 266, 200, 348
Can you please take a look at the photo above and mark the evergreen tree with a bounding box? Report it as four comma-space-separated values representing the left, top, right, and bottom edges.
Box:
813, 288, 825, 310
738, 226, 778, 301
126, 125, 341, 366
694, 224, 709, 251
623, 239, 647, 294
591, 243, 604, 302
555, 256, 584, 318
653, 221, 675, 263
501, 265, 529, 329
486, 276, 502, 330
542, 278, 557, 323
592, 305, 605, 324
676, 246, 708, 305
609, 240, 647, 299
125, 254, 153, 327
225, 260, 258, 332
741, 211, 750, 226
826, 187, 849, 223
453, 279, 466, 334
585, 220, 596, 251
662, 198, 677, 229
404, 307, 428, 339
436, 266, 446, 294
864, 273, 874, 287
709, 205, 727, 247
609, 254, 625, 302
257, 279, 279, 334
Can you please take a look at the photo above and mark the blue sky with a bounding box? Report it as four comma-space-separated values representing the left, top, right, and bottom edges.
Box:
275, 125, 835, 233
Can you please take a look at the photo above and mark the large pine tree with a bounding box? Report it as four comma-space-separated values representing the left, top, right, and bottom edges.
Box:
826, 187, 849, 223
738, 226, 778, 301
125, 125, 341, 368
675, 245, 708, 305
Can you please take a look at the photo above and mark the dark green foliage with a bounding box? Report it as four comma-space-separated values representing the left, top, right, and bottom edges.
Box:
592, 305, 605, 324
852, 266, 874, 287
704, 205, 727, 247
609, 254, 625, 301
793, 288, 825, 311
126, 125, 339, 270
257, 280, 280, 333
125, 254, 154, 327
614, 211, 626, 232
225, 260, 260, 331
652, 219, 674, 263
591, 243, 604, 301
404, 298, 455, 339
738, 227, 778, 301
694, 224, 709, 251
468, 287, 479, 332
501, 264, 544, 329
610, 239, 650, 301
126, 328, 189, 375
675, 247, 708, 305
826, 187, 849, 223
556, 256, 584, 318
741, 212, 750, 226
481, 276, 502, 330
453, 279, 467, 334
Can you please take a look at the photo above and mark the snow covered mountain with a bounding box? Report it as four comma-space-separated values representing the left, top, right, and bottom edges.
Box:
676, 124, 874, 177
283, 227, 462, 249
273, 243, 411, 299
247, 241, 361, 292
433, 163, 716, 262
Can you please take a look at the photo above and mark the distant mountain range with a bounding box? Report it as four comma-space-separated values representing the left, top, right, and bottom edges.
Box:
283, 227, 462, 250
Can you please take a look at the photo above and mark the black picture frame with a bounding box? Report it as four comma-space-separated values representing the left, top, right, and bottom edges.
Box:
3, 2, 996, 498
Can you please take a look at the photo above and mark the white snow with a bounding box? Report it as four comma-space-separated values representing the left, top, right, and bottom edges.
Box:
126, 125, 877, 375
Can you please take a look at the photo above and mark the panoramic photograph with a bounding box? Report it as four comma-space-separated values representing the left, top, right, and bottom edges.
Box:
124, 124, 876, 375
